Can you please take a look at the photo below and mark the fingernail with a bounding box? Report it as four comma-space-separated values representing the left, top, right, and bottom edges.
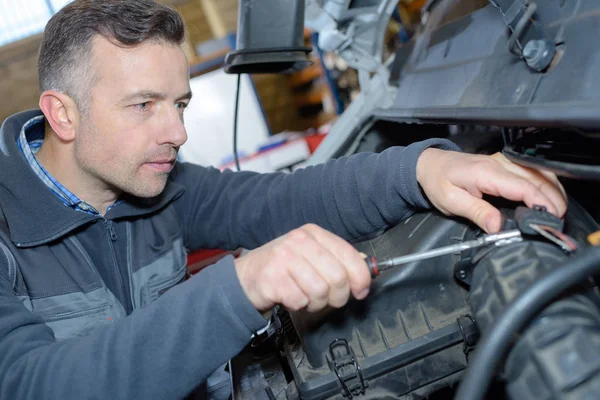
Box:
485, 217, 496, 232
357, 289, 370, 299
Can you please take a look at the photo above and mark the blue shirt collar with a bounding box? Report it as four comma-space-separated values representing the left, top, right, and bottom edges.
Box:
17, 116, 102, 215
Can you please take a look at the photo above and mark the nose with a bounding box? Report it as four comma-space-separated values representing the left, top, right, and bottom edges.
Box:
158, 106, 188, 148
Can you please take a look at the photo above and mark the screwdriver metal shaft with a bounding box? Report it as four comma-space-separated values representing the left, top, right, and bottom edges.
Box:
367, 229, 522, 277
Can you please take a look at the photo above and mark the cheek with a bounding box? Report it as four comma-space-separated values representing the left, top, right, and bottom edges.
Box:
80, 111, 149, 170
104, 141, 142, 171
77, 129, 130, 170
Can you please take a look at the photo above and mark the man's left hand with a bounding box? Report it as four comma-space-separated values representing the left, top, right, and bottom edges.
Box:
416, 148, 568, 233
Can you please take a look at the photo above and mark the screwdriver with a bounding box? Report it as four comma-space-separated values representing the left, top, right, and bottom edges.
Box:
365, 229, 523, 278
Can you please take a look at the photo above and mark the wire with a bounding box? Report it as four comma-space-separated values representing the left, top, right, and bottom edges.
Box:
233, 73, 241, 171
501, 127, 508, 147
542, 226, 578, 251
507, 1, 537, 57
455, 245, 600, 400
532, 224, 578, 252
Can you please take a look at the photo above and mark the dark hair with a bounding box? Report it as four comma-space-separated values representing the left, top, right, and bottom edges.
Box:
38, 0, 185, 110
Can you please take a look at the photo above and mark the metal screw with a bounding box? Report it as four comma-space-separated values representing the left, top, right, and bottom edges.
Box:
522, 40, 554, 72
458, 270, 467, 280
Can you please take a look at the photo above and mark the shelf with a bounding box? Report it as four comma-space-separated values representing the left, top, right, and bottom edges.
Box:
287, 63, 323, 88
297, 112, 337, 131
188, 47, 231, 77
292, 82, 330, 109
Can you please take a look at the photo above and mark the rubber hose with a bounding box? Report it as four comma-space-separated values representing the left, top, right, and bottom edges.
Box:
455, 245, 600, 400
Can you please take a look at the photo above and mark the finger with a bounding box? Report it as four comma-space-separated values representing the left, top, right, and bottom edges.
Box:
535, 169, 568, 216
282, 242, 330, 312
301, 224, 371, 300
492, 154, 567, 216
538, 169, 567, 198
286, 228, 351, 308
286, 252, 333, 312
498, 158, 567, 214
265, 244, 311, 311
277, 274, 310, 311
529, 171, 567, 217
465, 164, 560, 218
503, 171, 563, 217
443, 185, 502, 232
493, 174, 559, 217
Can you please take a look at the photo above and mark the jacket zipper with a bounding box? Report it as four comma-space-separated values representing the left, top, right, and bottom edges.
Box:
104, 219, 128, 312
125, 222, 136, 309
106, 220, 118, 241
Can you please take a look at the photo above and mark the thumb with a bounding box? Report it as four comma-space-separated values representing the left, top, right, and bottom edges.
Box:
445, 188, 502, 233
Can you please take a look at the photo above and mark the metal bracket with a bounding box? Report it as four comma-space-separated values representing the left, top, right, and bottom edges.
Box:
454, 232, 521, 287
454, 258, 476, 287
327, 339, 368, 398
489, 0, 556, 72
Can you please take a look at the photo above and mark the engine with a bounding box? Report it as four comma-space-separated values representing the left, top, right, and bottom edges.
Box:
230, 196, 600, 399
285, 211, 478, 399
226, 0, 600, 398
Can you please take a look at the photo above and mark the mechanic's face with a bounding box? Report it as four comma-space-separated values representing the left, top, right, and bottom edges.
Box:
75, 36, 191, 198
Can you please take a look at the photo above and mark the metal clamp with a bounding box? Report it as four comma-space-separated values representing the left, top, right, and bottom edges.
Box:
327, 339, 368, 398
506, 1, 538, 57
489, 0, 556, 71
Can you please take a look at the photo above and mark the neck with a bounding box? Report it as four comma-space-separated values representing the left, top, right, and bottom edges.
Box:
36, 129, 120, 215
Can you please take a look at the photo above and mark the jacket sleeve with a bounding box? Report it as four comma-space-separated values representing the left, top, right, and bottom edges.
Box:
0, 250, 267, 399
171, 138, 461, 251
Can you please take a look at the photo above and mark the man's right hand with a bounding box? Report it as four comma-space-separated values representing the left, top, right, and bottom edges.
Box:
235, 224, 372, 313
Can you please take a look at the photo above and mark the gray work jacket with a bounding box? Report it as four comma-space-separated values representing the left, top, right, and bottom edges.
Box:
0, 109, 459, 398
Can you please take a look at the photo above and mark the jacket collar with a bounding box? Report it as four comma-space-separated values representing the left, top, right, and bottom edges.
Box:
0, 110, 185, 248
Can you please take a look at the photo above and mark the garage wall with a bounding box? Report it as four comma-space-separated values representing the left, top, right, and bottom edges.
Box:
0, 35, 42, 122
172, 0, 300, 134
0, 0, 299, 134
173, 0, 239, 51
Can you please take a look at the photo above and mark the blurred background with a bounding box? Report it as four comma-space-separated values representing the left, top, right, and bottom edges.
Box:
0, 0, 426, 170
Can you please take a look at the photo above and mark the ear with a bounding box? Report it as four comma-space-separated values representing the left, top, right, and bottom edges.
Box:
39, 90, 80, 142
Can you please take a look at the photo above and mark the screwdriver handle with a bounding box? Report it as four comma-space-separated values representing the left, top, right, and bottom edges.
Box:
360, 252, 380, 278
366, 256, 380, 278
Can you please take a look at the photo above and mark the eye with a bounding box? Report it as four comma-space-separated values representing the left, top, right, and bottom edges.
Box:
176, 102, 188, 111
134, 101, 152, 111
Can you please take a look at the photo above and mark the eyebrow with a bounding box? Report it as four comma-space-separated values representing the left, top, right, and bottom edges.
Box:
178, 91, 193, 102
121, 90, 192, 103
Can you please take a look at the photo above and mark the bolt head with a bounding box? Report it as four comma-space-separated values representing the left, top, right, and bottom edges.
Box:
523, 40, 554, 72
523, 40, 544, 60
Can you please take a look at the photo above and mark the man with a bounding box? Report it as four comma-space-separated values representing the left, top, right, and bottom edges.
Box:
0, 0, 566, 398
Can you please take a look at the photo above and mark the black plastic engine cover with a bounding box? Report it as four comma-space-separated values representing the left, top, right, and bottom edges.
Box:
286, 212, 478, 399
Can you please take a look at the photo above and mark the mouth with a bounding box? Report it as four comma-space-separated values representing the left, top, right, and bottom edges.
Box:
144, 158, 176, 172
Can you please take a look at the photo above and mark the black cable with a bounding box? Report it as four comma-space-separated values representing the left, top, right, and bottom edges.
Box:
501, 127, 508, 147
455, 245, 600, 400
233, 73, 241, 171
